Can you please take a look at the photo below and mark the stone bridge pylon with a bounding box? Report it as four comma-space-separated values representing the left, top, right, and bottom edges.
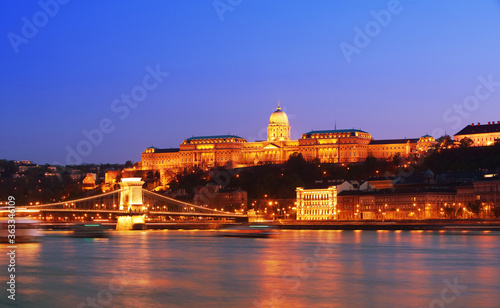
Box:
119, 177, 145, 213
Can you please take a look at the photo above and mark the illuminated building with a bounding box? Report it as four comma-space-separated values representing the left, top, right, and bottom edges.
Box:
368, 135, 436, 160
296, 186, 337, 220
454, 122, 500, 146
337, 188, 456, 220
299, 129, 371, 163
456, 178, 500, 218
140, 105, 434, 181
82, 173, 96, 190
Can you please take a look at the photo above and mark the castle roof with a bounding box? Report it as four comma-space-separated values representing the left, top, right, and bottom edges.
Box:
369, 138, 419, 145
185, 135, 245, 141
455, 122, 500, 136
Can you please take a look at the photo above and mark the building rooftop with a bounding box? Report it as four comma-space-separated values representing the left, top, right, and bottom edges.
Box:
185, 135, 245, 141
153, 148, 180, 153
369, 138, 419, 145
303, 129, 368, 135
455, 122, 500, 136
337, 187, 456, 196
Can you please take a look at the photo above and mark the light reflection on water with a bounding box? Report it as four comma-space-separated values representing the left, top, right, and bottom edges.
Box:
1, 230, 499, 308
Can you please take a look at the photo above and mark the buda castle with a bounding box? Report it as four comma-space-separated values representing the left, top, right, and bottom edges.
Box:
140, 105, 436, 177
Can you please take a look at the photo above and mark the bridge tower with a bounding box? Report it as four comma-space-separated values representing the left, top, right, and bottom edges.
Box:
119, 178, 145, 213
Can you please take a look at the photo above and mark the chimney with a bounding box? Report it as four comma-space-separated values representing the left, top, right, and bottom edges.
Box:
497, 121, 500, 124
478, 122, 481, 125
488, 122, 491, 125
471, 123, 474, 126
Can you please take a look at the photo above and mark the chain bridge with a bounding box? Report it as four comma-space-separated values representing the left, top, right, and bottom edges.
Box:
18, 178, 247, 222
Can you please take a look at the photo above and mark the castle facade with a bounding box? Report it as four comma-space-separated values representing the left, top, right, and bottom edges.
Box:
141, 105, 435, 176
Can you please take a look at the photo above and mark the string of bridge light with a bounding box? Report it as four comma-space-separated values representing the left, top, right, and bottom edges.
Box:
143, 190, 243, 215
29, 189, 124, 208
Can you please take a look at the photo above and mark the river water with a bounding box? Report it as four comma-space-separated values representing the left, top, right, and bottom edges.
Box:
2, 229, 500, 308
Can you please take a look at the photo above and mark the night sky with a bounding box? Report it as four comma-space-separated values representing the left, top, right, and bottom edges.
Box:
2, 0, 500, 165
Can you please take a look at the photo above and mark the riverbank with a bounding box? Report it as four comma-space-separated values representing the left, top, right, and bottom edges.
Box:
276, 220, 500, 231
38, 219, 500, 231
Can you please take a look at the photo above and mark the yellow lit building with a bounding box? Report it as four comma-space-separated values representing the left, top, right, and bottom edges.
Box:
141, 105, 435, 181
299, 129, 372, 163
368, 135, 436, 160
454, 122, 500, 146
296, 186, 337, 220
82, 173, 96, 190
337, 188, 456, 220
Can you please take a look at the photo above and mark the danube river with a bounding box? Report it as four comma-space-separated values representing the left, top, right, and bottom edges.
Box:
2, 229, 500, 307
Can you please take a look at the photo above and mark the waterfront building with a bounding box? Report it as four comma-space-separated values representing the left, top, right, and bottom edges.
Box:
140, 105, 434, 182
456, 178, 500, 217
336, 188, 456, 220
296, 186, 338, 220
296, 175, 500, 221
454, 122, 500, 146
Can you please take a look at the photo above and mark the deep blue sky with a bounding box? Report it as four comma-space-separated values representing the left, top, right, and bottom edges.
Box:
2, 0, 500, 165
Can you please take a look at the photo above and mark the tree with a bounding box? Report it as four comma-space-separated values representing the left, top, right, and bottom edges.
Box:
466, 201, 482, 218
443, 206, 455, 218
364, 155, 378, 166
392, 152, 402, 166
437, 135, 452, 150
459, 137, 473, 148
124, 160, 134, 168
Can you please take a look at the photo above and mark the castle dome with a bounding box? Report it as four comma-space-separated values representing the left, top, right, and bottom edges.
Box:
269, 105, 289, 126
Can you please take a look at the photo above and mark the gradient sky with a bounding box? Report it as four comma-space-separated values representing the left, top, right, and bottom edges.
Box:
2, 0, 500, 165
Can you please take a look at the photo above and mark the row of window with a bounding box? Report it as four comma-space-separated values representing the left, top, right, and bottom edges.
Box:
299, 209, 335, 216
301, 194, 333, 200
